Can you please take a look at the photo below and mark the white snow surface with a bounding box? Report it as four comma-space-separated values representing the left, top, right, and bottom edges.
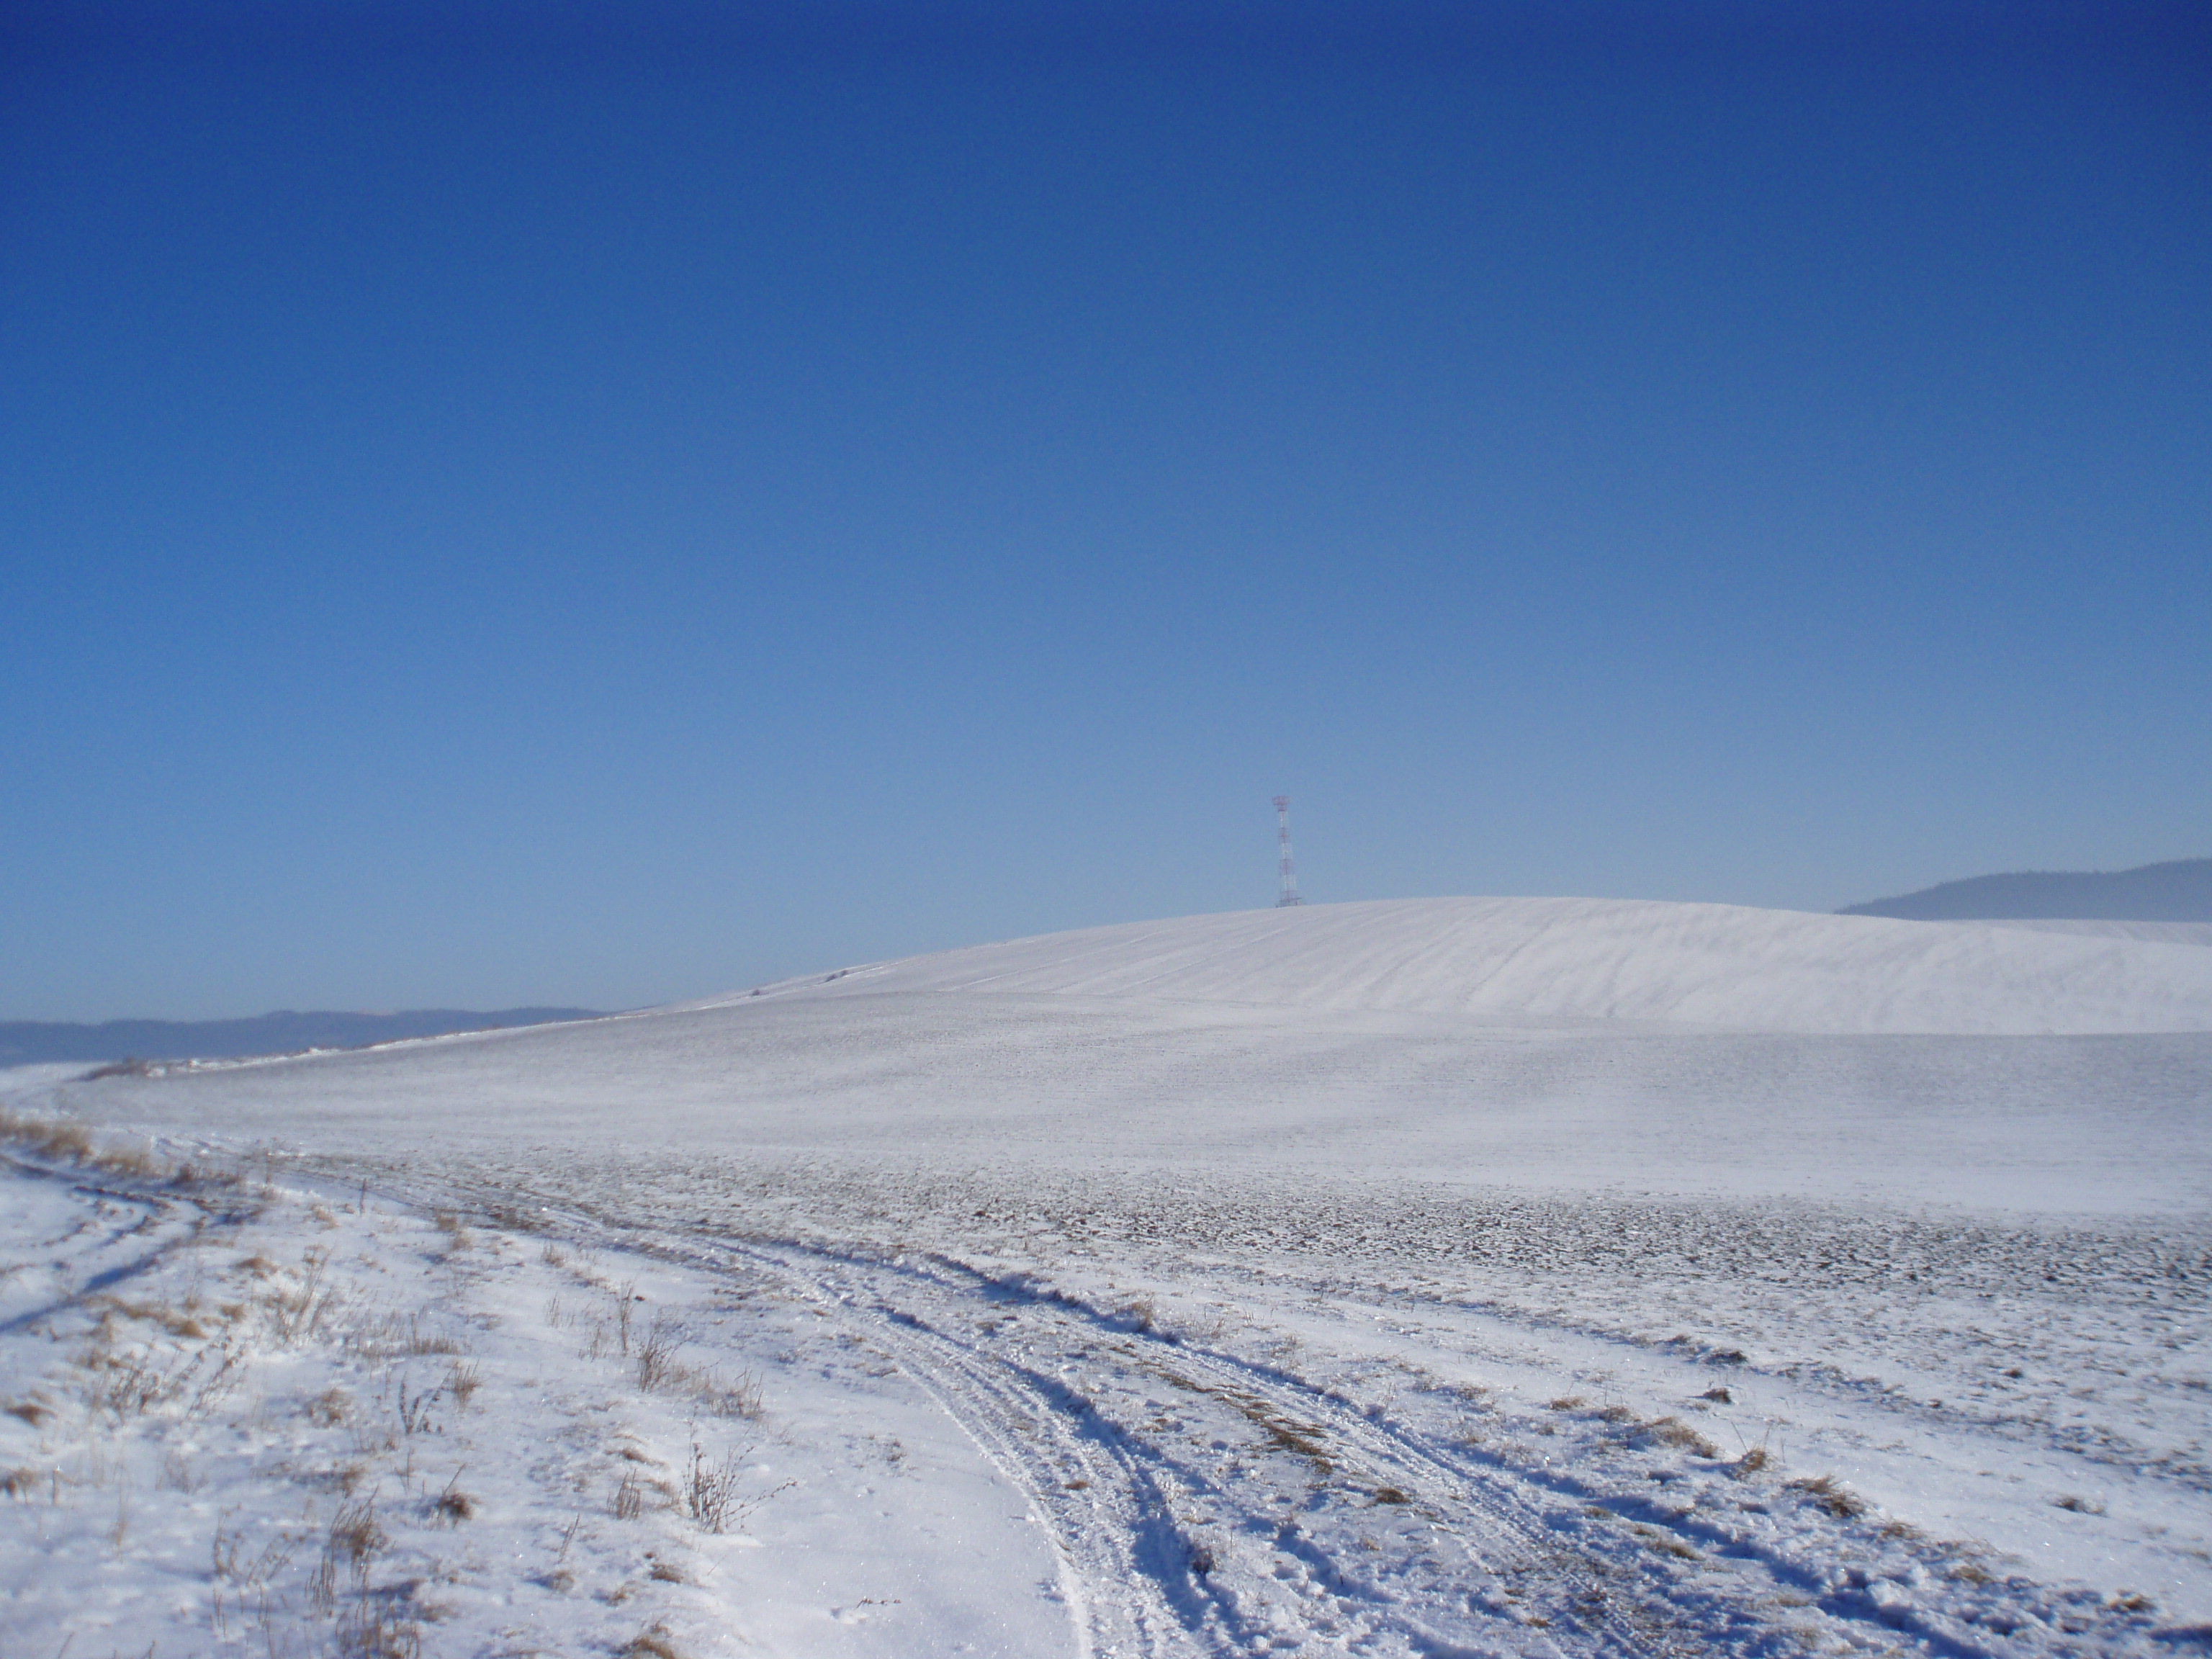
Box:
7, 897, 2211, 1658
1974, 920, 2212, 948
691, 897, 2212, 1034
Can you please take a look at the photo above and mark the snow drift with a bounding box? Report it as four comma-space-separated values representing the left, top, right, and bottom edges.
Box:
711, 896, 2212, 1035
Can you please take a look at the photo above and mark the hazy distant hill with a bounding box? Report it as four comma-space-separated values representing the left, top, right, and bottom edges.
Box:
1839, 858, 2212, 922
0, 1007, 604, 1066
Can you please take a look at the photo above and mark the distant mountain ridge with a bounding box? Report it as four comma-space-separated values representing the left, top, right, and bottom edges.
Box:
0, 1007, 603, 1066
1839, 858, 2212, 922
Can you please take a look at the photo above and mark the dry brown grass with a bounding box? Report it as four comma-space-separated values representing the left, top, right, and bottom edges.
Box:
264, 1247, 341, 1342
310, 1496, 386, 1621
624, 1311, 762, 1419
354, 1311, 464, 1359
158, 1447, 204, 1493
73, 1342, 197, 1421
1787, 1473, 1867, 1518
1636, 1416, 1722, 1459
1732, 1445, 1775, 1477
620, 1627, 684, 1659
683, 1442, 744, 1532
433, 1470, 477, 1524
1632, 1523, 1700, 1560
307, 1386, 354, 1426
0, 1108, 178, 1182
94, 1295, 209, 1339
336, 1600, 422, 1659
329, 1496, 386, 1564
1547, 1395, 1586, 1411
613, 1470, 647, 1520
635, 1313, 680, 1391
446, 1360, 482, 1409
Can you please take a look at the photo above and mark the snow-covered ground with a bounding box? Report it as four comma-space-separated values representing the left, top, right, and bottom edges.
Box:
5, 898, 2209, 1656
1975, 920, 2212, 948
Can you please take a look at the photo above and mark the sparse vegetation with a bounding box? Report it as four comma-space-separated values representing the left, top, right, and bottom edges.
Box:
1635, 1416, 1722, 1458
613, 1469, 647, 1521
446, 1360, 482, 1408
433, 1470, 477, 1523
1787, 1473, 1866, 1518
635, 1312, 680, 1391
0, 1107, 175, 1181
307, 1385, 354, 1426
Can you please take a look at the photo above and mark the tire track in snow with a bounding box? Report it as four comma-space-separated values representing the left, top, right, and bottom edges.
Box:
728, 1238, 1254, 1659
0, 1157, 222, 1336
392, 1169, 2178, 1658
698, 1235, 1700, 1658
677, 1236, 2130, 1659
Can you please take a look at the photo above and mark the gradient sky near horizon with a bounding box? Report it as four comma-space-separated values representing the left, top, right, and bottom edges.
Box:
4, 1, 2208, 1020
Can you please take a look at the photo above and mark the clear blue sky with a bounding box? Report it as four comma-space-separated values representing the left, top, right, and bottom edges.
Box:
4, 3, 2208, 1020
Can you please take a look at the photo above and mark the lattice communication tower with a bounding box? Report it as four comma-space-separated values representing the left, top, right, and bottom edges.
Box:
1273, 795, 1303, 907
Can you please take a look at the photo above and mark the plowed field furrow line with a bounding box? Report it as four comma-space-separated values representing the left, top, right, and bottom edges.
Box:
407, 1174, 2093, 1658
719, 1234, 1705, 1658
717, 1235, 2068, 1659
842, 1240, 2131, 1659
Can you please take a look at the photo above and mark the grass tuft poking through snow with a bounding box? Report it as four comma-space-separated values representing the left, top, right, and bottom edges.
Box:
0, 1147, 817, 1658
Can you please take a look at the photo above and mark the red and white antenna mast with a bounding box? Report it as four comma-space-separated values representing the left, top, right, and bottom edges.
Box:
1273, 795, 1303, 907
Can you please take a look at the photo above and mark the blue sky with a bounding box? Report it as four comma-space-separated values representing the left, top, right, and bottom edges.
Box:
4, 2, 2208, 1020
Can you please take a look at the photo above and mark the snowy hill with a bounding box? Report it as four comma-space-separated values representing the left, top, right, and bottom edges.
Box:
63, 894, 2209, 1220
1979, 917, 2212, 946
53, 899, 2212, 1203
715, 896, 2212, 1035
14, 895, 2212, 1653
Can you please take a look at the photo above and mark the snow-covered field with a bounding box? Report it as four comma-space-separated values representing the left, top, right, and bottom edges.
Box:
5, 898, 2209, 1657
